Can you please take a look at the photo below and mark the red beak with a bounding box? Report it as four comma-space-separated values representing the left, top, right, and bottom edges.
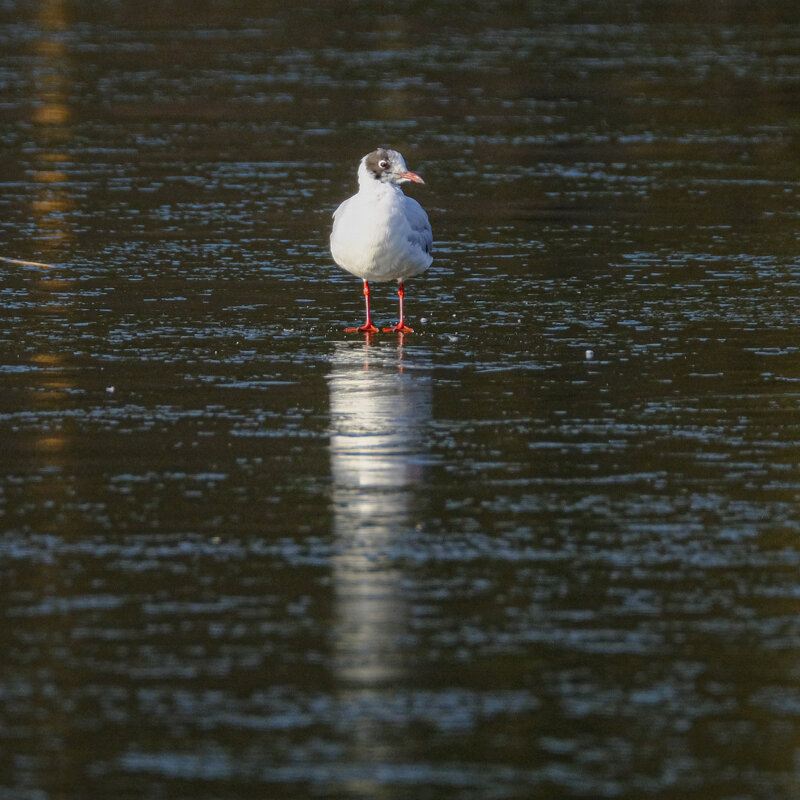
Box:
400, 170, 425, 184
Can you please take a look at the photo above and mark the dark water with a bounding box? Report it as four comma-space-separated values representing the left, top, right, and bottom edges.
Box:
3, 1, 800, 797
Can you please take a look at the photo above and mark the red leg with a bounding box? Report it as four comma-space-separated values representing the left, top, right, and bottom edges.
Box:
346, 280, 379, 333
382, 281, 414, 334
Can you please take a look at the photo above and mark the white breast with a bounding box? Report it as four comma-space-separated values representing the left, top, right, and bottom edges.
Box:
330, 185, 433, 283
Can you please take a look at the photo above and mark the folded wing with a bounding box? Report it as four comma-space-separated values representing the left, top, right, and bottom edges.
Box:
403, 196, 433, 259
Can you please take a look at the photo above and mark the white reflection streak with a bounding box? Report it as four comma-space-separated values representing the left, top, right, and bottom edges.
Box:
329, 340, 431, 687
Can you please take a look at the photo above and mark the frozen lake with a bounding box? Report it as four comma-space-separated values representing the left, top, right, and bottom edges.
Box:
3, 1, 800, 797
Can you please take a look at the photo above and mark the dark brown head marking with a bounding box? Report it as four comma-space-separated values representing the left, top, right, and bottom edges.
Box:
365, 148, 391, 178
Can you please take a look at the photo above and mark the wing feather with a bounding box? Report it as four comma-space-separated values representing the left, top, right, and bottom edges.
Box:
403, 195, 433, 257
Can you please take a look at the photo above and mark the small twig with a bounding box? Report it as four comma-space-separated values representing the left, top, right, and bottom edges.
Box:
0, 255, 60, 270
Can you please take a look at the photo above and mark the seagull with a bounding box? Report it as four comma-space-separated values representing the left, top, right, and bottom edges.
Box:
330, 148, 433, 334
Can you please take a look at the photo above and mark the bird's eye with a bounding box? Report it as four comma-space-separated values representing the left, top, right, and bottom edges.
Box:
379, 160, 390, 169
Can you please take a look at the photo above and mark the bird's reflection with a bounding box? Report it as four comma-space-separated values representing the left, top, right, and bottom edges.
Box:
328, 339, 432, 687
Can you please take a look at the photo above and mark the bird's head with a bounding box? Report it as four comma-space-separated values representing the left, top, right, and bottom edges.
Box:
359, 147, 425, 186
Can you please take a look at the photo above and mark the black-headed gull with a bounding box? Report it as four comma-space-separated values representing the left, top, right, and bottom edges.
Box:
330, 148, 433, 334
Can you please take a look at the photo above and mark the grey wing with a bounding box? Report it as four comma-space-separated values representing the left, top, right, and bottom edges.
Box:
404, 196, 433, 256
